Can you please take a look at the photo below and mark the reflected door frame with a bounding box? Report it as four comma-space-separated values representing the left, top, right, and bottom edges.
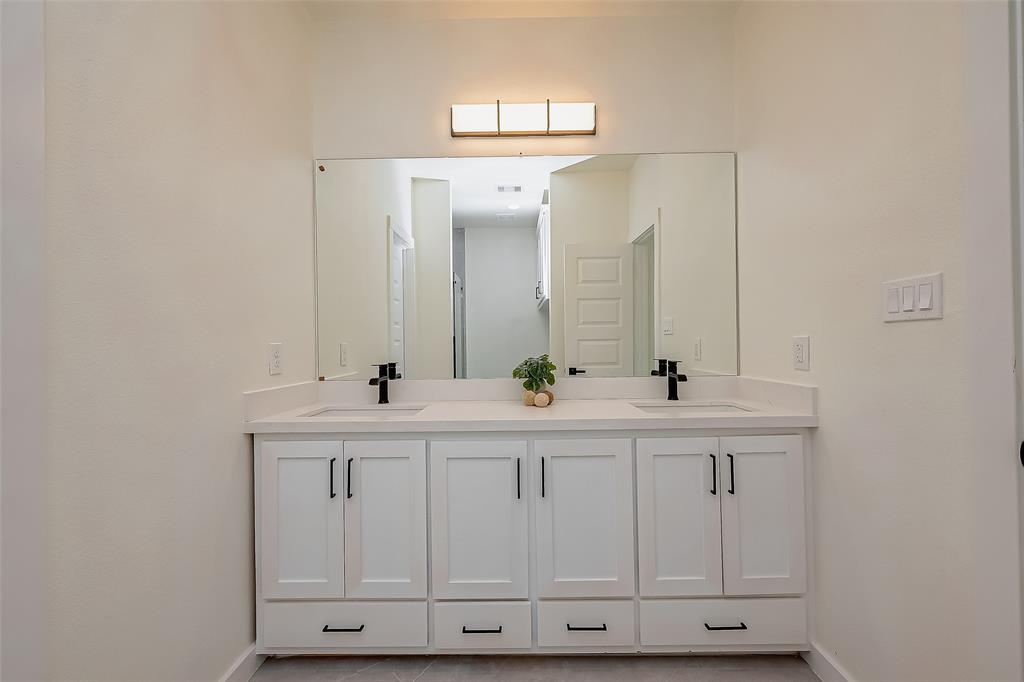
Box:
388, 216, 415, 378
632, 221, 658, 377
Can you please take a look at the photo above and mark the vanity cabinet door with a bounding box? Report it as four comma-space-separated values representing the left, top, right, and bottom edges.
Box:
344, 440, 427, 598
534, 438, 635, 598
720, 435, 806, 596
431, 440, 529, 599
637, 437, 723, 596
259, 440, 344, 599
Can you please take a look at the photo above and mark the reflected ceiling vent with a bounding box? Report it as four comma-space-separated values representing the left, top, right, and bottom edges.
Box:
496, 213, 516, 222
497, 184, 522, 193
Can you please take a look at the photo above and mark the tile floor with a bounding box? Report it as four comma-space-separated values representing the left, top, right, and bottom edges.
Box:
251, 654, 820, 681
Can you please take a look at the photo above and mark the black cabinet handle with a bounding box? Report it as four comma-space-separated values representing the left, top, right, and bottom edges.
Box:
329, 457, 337, 499
704, 622, 747, 631
462, 625, 502, 634
709, 454, 717, 496
727, 454, 735, 495
541, 456, 545, 498
322, 624, 365, 633
516, 458, 521, 500
536, 283, 541, 299
346, 457, 354, 499
568, 367, 586, 375
567, 623, 607, 632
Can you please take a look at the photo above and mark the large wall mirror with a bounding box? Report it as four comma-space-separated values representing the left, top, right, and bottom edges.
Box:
315, 153, 737, 381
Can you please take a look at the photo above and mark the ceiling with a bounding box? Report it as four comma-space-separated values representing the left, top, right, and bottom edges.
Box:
400, 156, 590, 230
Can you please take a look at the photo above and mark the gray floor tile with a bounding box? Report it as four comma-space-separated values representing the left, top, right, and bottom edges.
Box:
252, 654, 819, 682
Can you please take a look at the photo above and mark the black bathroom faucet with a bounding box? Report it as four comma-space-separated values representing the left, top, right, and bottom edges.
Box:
652, 358, 687, 400
369, 362, 401, 404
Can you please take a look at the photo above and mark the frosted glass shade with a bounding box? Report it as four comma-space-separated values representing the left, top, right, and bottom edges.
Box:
549, 102, 596, 133
451, 103, 499, 135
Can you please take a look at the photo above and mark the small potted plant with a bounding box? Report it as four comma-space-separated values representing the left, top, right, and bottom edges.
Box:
512, 354, 557, 407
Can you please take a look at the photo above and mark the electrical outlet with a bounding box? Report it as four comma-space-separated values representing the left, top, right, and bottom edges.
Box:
339, 342, 348, 367
268, 342, 283, 375
694, 337, 702, 361
792, 336, 810, 371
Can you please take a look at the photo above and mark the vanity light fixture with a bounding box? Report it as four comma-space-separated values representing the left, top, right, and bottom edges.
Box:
450, 100, 597, 137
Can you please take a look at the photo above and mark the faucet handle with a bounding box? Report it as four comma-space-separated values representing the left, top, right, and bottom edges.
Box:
652, 359, 668, 376
371, 363, 389, 378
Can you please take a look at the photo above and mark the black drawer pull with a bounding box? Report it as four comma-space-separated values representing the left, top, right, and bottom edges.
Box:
322, 624, 365, 633
709, 454, 717, 495
516, 457, 521, 500
566, 623, 607, 632
329, 457, 337, 499
541, 456, 546, 498
704, 622, 747, 631
727, 453, 735, 495
346, 457, 354, 498
462, 625, 503, 634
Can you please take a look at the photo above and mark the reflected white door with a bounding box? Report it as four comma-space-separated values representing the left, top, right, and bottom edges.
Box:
720, 435, 806, 595
637, 437, 723, 596
564, 243, 634, 376
534, 438, 635, 598
259, 440, 344, 599
344, 440, 427, 598
430, 440, 529, 599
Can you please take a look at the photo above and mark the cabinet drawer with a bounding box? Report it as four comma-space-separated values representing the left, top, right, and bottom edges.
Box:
537, 600, 635, 647
262, 601, 427, 648
639, 598, 806, 647
434, 602, 532, 649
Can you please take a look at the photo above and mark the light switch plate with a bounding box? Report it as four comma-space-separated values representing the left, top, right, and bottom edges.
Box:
694, 336, 702, 361
882, 273, 943, 322
339, 342, 348, 367
268, 342, 283, 375
662, 316, 674, 335
793, 336, 810, 371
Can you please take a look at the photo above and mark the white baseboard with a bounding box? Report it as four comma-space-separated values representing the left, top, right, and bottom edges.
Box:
219, 643, 265, 682
802, 640, 854, 682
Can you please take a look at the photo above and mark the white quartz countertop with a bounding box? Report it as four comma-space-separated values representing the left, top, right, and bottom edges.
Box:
244, 397, 818, 434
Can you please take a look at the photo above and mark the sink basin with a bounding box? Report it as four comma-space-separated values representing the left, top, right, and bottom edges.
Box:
630, 401, 753, 415
302, 406, 425, 419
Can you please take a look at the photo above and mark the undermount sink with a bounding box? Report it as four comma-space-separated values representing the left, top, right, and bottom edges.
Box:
630, 401, 753, 415
302, 405, 425, 419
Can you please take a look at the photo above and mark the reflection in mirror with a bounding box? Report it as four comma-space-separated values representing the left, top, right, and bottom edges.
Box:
315, 154, 736, 381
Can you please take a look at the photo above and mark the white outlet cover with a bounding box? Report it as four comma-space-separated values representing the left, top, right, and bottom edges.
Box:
793, 336, 810, 371
268, 342, 283, 375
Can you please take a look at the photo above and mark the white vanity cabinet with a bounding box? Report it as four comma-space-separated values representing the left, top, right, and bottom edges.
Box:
534, 438, 635, 598
720, 435, 806, 595
259, 440, 344, 599
343, 440, 427, 598
430, 440, 529, 599
637, 435, 805, 598
636, 437, 723, 597
254, 430, 810, 655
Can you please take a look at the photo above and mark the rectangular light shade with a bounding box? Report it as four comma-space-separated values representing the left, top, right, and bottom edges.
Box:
451, 100, 596, 137
499, 102, 548, 134
451, 103, 498, 135
549, 102, 596, 133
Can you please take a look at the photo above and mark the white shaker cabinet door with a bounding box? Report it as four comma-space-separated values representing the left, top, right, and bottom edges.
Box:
431, 440, 529, 599
259, 440, 344, 599
534, 438, 635, 598
344, 440, 427, 598
637, 437, 723, 596
720, 435, 806, 596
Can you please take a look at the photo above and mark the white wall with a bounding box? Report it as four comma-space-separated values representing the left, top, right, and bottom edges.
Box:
1, 2, 46, 678
412, 178, 453, 379
316, 159, 410, 380
628, 154, 737, 374
735, 2, 1020, 680
464, 227, 549, 378
43, 3, 315, 680
548, 168, 630, 371
310, 1, 736, 159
